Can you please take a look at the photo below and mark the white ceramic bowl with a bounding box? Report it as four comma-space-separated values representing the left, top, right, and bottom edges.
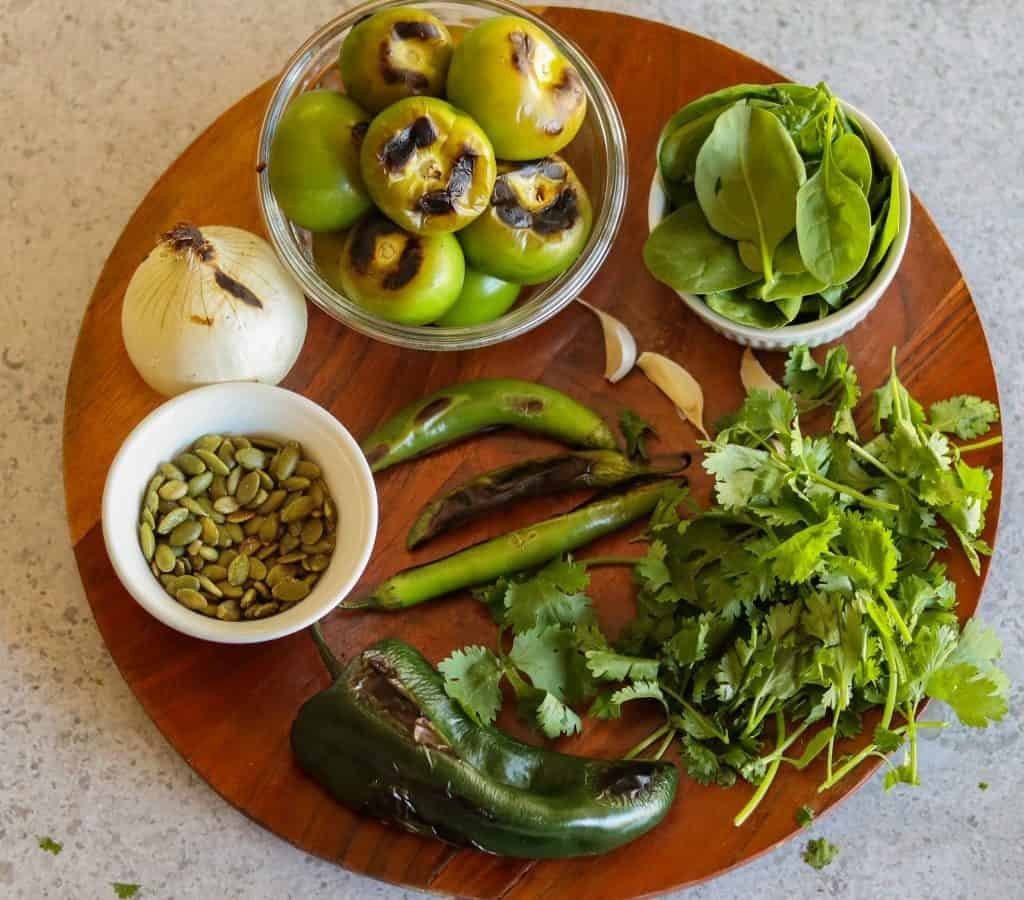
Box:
647, 100, 911, 350
102, 382, 377, 644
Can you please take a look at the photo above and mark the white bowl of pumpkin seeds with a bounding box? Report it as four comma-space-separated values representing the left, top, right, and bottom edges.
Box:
102, 382, 378, 644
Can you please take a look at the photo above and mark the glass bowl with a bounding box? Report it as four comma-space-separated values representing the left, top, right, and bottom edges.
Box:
256, 0, 627, 351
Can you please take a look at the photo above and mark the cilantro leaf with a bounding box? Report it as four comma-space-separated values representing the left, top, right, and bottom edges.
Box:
703, 444, 782, 509
802, 837, 839, 869
503, 557, 593, 631
926, 662, 1008, 727
535, 692, 582, 738
764, 515, 841, 583
796, 805, 814, 828
784, 345, 860, 437
439, 646, 504, 726
509, 626, 590, 704
929, 396, 999, 440
112, 886, 141, 899
873, 725, 904, 754
37, 836, 62, 855
979, 781, 989, 790
585, 650, 659, 682
681, 736, 736, 786
620, 408, 656, 460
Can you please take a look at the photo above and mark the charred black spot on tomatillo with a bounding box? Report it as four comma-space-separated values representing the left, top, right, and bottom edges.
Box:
393, 20, 442, 41
415, 396, 454, 423
532, 189, 579, 235
351, 120, 370, 145
213, 268, 263, 308
381, 115, 438, 172
417, 150, 477, 216
348, 215, 402, 273
508, 30, 534, 73
382, 239, 424, 291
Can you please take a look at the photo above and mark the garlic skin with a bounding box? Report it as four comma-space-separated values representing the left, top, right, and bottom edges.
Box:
577, 298, 637, 383
740, 347, 782, 394
122, 224, 307, 397
637, 351, 710, 440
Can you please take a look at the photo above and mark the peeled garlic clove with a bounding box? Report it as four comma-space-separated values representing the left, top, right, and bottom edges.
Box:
578, 298, 637, 383
740, 347, 782, 394
637, 351, 709, 440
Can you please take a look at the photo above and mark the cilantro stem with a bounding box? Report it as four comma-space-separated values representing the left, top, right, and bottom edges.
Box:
581, 556, 642, 568
625, 723, 671, 760
734, 711, 786, 827
957, 435, 1002, 453
818, 742, 878, 791
845, 440, 906, 486
905, 702, 920, 786
807, 471, 899, 511
662, 684, 730, 744
651, 728, 677, 760
757, 717, 815, 765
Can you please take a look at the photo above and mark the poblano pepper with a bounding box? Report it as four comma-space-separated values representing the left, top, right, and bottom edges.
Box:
292, 627, 678, 858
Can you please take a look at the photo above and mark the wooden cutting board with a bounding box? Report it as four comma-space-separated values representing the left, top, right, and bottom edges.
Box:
63, 7, 1003, 897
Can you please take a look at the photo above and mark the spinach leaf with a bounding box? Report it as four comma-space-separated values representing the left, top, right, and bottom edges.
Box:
863, 162, 902, 275
695, 102, 806, 280
774, 233, 807, 275
738, 241, 764, 273
660, 106, 727, 183
760, 271, 828, 302
643, 203, 761, 293
832, 133, 873, 196
795, 101, 872, 285
706, 291, 800, 328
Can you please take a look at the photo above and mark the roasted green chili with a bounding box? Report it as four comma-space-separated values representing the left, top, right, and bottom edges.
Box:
360, 378, 617, 472
407, 450, 690, 549
292, 628, 678, 858
349, 479, 679, 610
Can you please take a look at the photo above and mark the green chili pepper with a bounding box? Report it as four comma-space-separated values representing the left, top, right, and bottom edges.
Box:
361, 378, 617, 472
348, 479, 679, 610
407, 450, 690, 549
292, 627, 678, 858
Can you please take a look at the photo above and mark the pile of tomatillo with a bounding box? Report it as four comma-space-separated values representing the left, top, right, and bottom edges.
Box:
268, 8, 594, 327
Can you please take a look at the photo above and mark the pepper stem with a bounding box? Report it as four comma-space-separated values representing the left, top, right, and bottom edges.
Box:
309, 621, 344, 680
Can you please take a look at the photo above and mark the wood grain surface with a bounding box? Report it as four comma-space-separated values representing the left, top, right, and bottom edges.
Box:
63, 8, 1003, 897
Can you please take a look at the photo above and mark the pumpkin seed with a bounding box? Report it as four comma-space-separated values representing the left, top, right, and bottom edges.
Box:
193, 434, 223, 452
226, 465, 242, 496
323, 499, 335, 524
139, 523, 156, 561
200, 518, 220, 545
236, 471, 261, 505
187, 471, 214, 497
251, 436, 281, 450
300, 519, 324, 546
169, 575, 200, 593
295, 461, 321, 479
277, 551, 308, 565
145, 489, 159, 514
169, 519, 202, 546
216, 439, 236, 467
226, 510, 254, 524
226, 523, 245, 543
216, 599, 242, 621
228, 554, 250, 586
281, 476, 311, 491
174, 558, 187, 575
272, 445, 300, 481
147, 473, 166, 494
234, 447, 266, 470
158, 479, 188, 501
174, 452, 207, 476
257, 542, 278, 560
217, 581, 244, 599
197, 575, 223, 597
248, 557, 268, 581
266, 563, 295, 588
209, 475, 227, 500
177, 588, 212, 613
157, 498, 178, 514
257, 470, 274, 490
150, 560, 162, 578
308, 482, 325, 509
252, 580, 271, 598
243, 516, 264, 537
234, 436, 252, 450
187, 539, 203, 556
281, 496, 314, 523
159, 462, 185, 481
156, 507, 190, 534
258, 490, 287, 515
307, 553, 331, 573
237, 536, 261, 557
249, 488, 270, 509
273, 577, 311, 603
195, 448, 231, 476
213, 496, 239, 515
142, 507, 156, 529
218, 549, 238, 567
239, 588, 257, 610
280, 534, 300, 554
203, 564, 228, 581
258, 514, 279, 543
180, 496, 208, 518
244, 602, 279, 619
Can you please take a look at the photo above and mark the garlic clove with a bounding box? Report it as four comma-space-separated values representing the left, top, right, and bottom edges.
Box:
740, 347, 782, 394
577, 298, 637, 383
637, 351, 709, 440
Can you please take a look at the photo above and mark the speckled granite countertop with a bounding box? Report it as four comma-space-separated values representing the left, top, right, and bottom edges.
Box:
3, 0, 1021, 897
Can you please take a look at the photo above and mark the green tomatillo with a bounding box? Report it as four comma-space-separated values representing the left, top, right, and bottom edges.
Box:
446, 15, 587, 160
360, 97, 497, 235
459, 156, 592, 284
435, 269, 521, 326
268, 90, 372, 232
339, 7, 453, 113
336, 213, 465, 325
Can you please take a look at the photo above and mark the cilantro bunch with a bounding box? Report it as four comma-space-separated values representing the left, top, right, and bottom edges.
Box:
438, 346, 1007, 825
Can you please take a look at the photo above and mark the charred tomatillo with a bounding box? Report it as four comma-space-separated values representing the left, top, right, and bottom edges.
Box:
268, 90, 372, 232
360, 97, 496, 235
338, 213, 464, 325
446, 16, 587, 160
459, 157, 592, 284
435, 269, 521, 326
339, 7, 453, 113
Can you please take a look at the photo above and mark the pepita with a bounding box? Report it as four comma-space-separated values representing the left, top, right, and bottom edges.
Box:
266, 563, 295, 588
210, 475, 227, 500
145, 489, 160, 514
295, 461, 321, 479
233, 436, 252, 450
177, 588, 212, 613
156, 507, 190, 534
234, 447, 266, 470
258, 490, 287, 515
277, 551, 308, 565
251, 436, 281, 450
248, 557, 267, 581
236, 471, 261, 505
180, 496, 209, 517
226, 523, 245, 543
272, 445, 300, 481
239, 588, 257, 610
197, 575, 223, 597
257, 470, 274, 491
217, 581, 244, 599
203, 564, 228, 582
228, 554, 250, 586
187, 471, 214, 497
216, 439, 236, 467
252, 580, 271, 598
169, 519, 202, 547
213, 496, 239, 515
281, 476, 311, 491
158, 479, 188, 501
216, 599, 242, 621
300, 519, 324, 546
249, 488, 270, 509
195, 448, 231, 476
169, 575, 200, 593
200, 518, 220, 545
281, 496, 314, 523
142, 507, 156, 529
193, 434, 223, 452
139, 523, 156, 561
159, 462, 185, 481
225, 465, 241, 496
237, 536, 261, 557
307, 553, 331, 572
226, 510, 254, 524
280, 534, 300, 554
258, 514, 279, 544
174, 452, 207, 476
187, 539, 203, 556
272, 577, 311, 603
257, 542, 278, 560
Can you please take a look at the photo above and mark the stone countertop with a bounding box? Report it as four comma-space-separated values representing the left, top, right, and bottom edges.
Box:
2, 0, 1021, 897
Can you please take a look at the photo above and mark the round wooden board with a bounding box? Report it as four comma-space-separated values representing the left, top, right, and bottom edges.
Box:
64, 8, 1003, 898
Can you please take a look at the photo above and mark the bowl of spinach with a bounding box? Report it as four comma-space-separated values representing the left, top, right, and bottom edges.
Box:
644, 83, 910, 349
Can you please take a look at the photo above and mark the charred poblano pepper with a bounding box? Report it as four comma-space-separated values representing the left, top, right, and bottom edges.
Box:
292, 628, 678, 858
407, 450, 690, 549
361, 378, 617, 472
349, 478, 679, 610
